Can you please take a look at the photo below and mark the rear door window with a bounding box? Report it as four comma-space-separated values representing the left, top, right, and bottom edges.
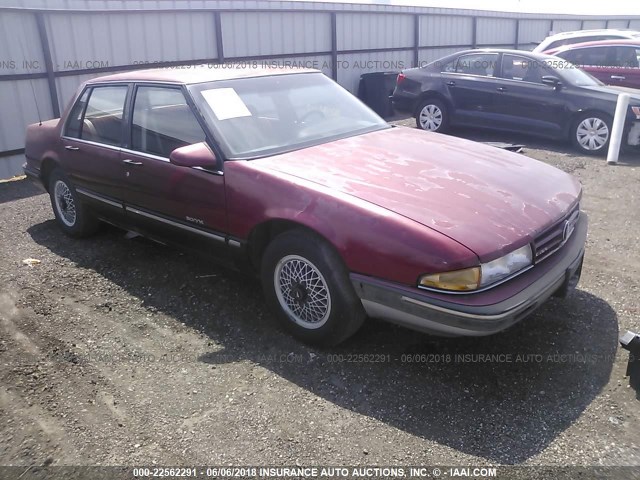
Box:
560, 47, 615, 67
79, 86, 128, 146
612, 46, 640, 68
454, 53, 499, 77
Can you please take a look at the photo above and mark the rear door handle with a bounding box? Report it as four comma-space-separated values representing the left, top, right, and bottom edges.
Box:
611, 75, 626, 80
122, 159, 143, 166
64, 145, 79, 151
446, 81, 456, 87
496, 87, 507, 92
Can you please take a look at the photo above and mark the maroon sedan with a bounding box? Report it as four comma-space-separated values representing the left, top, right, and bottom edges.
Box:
24, 67, 587, 346
545, 39, 640, 89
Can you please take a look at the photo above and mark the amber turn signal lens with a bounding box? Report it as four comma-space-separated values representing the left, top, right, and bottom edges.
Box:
419, 267, 481, 291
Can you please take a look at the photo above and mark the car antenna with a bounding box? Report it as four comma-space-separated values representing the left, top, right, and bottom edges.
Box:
29, 80, 43, 126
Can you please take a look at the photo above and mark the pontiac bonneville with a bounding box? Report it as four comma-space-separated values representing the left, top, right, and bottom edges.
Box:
24, 67, 587, 345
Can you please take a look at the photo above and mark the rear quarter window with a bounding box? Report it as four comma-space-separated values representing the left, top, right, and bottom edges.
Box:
64, 89, 90, 138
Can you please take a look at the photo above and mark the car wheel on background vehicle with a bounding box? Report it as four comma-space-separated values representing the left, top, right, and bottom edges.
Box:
261, 229, 366, 346
571, 112, 612, 155
48, 168, 100, 237
415, 99, 449, 133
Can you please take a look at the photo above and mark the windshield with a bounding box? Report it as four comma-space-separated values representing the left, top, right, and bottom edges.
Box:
551, 60, 604, 87
188, 72, 388, 159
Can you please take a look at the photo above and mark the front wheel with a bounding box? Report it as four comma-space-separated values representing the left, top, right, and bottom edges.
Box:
261, 229, 366, 346
48, 168, 99, 237
571, 113, 612, 155
415, 99, 449, 132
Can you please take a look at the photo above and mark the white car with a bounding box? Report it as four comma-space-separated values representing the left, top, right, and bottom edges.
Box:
533, 29, 640, 53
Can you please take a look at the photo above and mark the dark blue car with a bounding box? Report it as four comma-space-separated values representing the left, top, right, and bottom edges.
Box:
392, 49, 640, 155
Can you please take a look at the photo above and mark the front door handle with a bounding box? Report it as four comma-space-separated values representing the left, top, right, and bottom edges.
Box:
64, 145, 79, 151
122, 159, 143, 166
611, 75, 626, 80
496, 87, 507, 92
446, 81, 456, 87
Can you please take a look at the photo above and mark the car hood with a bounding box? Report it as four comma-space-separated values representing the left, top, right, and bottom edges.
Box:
249, 127, 582, 261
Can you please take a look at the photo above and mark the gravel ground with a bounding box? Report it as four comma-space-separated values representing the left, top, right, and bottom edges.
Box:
1, 123, 639, 472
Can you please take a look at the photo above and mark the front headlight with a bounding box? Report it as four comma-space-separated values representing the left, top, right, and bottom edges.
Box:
419, 244, 533, 292
479, 244, 532, 287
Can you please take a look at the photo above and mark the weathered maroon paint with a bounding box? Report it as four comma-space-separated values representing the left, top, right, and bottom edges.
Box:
24, 67, 583, 297
232, 127, 581, 261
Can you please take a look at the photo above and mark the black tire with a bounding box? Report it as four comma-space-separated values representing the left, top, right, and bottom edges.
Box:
261, 229, 366, 346
48, 168, 100, 237
571, 112, 612, 156
415, 98, 449, 133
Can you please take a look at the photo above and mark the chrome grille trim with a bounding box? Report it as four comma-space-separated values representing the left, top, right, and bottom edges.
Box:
533, 205, 580, 263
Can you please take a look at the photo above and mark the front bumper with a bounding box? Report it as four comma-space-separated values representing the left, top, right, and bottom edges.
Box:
351, 213, 587, 337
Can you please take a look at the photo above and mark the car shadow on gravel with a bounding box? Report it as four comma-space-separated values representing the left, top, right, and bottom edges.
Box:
451, 127, 640, 163
392, 117, 640, 163
0, 178, 44, 204
29, 220, 619, 464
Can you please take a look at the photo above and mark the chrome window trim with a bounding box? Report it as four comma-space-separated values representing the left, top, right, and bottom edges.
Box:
76, 187, 123, 209
125, 206, 226, 243
492, 77, 550, 87
61, 136, 121, 151
444, 71, 499, 80
121, 147, 170, 162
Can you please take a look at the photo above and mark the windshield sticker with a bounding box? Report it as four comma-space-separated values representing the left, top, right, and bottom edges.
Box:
201, 88, 252, 120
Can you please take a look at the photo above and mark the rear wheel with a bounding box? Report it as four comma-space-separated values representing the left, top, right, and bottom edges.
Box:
415, 99, 449, 133
48, 168, 99, 237
571, 113, 612, 155
261, 229, 366, 346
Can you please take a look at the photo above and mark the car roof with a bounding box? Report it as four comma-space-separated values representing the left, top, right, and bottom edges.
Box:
544, 29, 640, 40
86, 65, 320, 85
450, 48, 559, 60
547, 38, 640, 53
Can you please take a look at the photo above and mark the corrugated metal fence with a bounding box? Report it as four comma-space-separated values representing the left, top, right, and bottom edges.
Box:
1, 0, 639, 178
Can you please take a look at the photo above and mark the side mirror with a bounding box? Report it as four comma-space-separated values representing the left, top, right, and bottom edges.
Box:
541, 75, 562, 89
169, 142, 217, 169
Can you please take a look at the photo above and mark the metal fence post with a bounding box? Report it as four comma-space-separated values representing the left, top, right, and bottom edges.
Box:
472, 17, 477, 48
35, 12, 60, 118
514, 19, 519, 49
214, 12, 224, 64
413, 14, 420, 67
330, 12, 338, 81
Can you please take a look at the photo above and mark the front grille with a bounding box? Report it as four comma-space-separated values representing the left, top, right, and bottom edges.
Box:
533, 205, 580, 263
